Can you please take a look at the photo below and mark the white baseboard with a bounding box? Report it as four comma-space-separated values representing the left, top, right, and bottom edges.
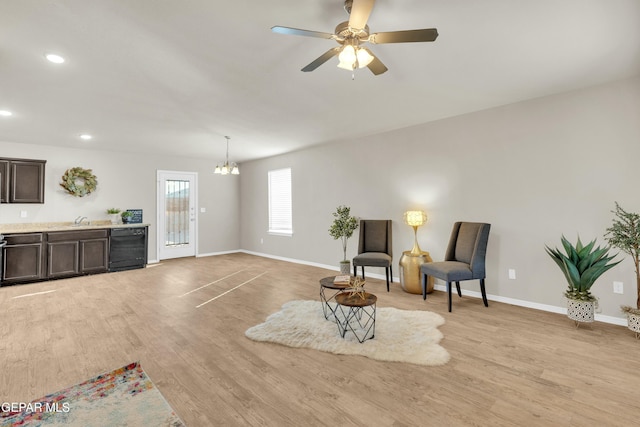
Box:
196, 249, 242, 258
441, 285, 628, 326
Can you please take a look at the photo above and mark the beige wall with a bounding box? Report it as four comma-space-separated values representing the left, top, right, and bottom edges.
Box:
0, 142, 240, 259
240, 75, 640, 321
3, 75, 638, 320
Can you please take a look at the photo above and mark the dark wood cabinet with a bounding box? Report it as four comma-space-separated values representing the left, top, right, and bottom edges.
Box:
47, 241, 80, 278
1, 227, 142, 286
0, 160, 8, 203
47, 229, 109, 278
2, 233, 45, 283
0, 157, 46, 204
80, 238, 109, 273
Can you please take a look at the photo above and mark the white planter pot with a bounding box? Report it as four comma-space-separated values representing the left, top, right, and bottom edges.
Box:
627, 313, 640, 339
109, 214, 120, 224
339, 261, 351, 275
567, 299, 594, 326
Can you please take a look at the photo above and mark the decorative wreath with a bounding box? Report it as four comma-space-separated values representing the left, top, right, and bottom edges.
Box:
60, 167, 98, 197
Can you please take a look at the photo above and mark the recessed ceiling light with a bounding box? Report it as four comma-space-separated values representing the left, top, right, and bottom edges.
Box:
45, 53, 65, 64
0, 110, 12, 117
79, 134, 93, 140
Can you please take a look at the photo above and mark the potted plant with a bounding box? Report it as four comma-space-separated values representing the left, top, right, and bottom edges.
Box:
121, 211, 134, 224
328, 205, 359, 274
605, 202, 640, 337
106, 208, 121, 224
546, 235, 620, 327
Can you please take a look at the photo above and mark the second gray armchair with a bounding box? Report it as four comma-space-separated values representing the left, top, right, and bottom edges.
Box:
421, 222, 491, 312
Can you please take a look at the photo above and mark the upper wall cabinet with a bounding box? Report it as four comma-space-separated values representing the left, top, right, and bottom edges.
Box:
0, 157, 46, 204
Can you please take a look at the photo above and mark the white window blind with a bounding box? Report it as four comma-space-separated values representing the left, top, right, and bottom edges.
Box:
268, 168, 292, 235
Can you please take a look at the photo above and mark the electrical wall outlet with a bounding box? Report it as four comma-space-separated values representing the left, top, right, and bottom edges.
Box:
613, 281, 624, 294
20, 210, 27, 218
508, 269, 516, 280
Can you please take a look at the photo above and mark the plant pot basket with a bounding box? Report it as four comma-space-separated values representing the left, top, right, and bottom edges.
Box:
567, 299, 594, 327
627, 313, 640, 339
340, 261, 351, 275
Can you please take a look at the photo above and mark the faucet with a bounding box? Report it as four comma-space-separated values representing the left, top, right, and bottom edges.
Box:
74, 216, 90, 226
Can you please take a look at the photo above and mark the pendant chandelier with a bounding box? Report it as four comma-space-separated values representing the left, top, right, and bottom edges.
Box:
214, 136, 239, 175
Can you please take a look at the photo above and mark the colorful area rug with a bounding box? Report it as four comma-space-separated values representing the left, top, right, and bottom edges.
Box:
246, 300, 450, 366
0, 362, 184, 427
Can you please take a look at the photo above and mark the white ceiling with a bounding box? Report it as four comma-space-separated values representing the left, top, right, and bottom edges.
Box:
1, 0, 639, 163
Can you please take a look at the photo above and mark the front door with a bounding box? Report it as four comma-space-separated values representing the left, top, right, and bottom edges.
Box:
157, 171, 197, 260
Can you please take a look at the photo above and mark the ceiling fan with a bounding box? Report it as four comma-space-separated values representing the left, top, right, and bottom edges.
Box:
271, 0, 438, 75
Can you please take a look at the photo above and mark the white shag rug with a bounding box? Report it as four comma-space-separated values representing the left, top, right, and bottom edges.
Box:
245, 300, 450, 366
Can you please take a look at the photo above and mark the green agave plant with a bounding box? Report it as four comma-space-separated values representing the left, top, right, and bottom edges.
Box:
545, 236, 621, 302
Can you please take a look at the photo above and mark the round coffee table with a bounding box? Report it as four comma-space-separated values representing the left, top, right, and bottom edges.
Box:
334, 292, 377, 343
319, 276, 352, 320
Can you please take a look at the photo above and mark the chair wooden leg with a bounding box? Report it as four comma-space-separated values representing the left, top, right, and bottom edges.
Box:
447, 282, 452, 312
353, 264, 356, 277
385, 268, 390, 292
422, 273, 427, 300
455, 281, 462, 297
480, 278, 489, 307
361, 267, 365, 279
390, 265, 393, 282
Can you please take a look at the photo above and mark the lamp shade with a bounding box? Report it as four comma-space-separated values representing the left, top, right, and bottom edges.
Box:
404, 210, 427, 227
356, 48, 374, 67
338, 45, 356, 66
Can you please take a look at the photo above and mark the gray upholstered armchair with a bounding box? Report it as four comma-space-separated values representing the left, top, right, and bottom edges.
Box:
421, 222, 491, 312
352, 219, 393, 292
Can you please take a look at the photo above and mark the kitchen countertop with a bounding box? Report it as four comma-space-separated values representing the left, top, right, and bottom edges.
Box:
0, 221, 150, 234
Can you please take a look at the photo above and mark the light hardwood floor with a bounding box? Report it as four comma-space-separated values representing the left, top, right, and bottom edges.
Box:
1, 253, 639, 426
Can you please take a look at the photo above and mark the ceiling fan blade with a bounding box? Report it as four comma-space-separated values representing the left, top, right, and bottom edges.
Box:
301, 48, 341, 72
271, 26, 335, 40
361, 48, 388, 75
348, 0, 375, 30
370, 28, 439, 44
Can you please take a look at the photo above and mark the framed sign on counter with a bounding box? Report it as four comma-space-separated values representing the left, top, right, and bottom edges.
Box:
126, 209, 143, 224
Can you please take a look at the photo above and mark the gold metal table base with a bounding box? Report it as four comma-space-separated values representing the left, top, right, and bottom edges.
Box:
399, 250, 434, 294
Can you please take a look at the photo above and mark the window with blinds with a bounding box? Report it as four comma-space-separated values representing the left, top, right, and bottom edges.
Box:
268, 168, 292, 235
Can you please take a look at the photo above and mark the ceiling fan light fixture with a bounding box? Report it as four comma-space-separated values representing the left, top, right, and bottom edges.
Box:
337, 60, 355, 70
338, 44, 356, 65
356, 48, 373, 67
337, 45, 372, 70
